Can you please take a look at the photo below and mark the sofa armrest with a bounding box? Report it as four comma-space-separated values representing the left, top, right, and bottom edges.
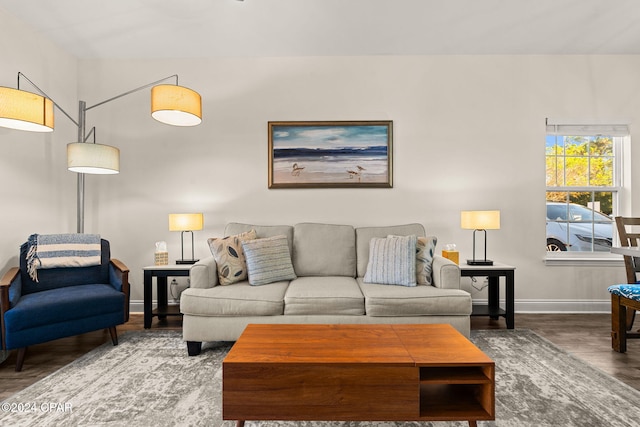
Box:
190, 256, 219, 289
109, 259, 130, 322
432, 255, 461, 289
0, 267, 20, 350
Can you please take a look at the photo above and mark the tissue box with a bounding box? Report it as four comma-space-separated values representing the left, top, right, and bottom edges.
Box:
442, 250, 459, 265
154, 251, 169, 266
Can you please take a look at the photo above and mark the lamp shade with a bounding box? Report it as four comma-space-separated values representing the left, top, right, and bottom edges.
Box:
169, 213, 204, 231
67, 142, 120, 174
0, 87, 54, 132
151, 85, 202, 127
461, 210, 501, 230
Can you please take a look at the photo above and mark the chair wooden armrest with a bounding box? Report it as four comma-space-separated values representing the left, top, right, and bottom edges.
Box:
110, 259, 130, 322
0, 267, 19, 310
110, 259, 129, 274
0, 267, 20, 350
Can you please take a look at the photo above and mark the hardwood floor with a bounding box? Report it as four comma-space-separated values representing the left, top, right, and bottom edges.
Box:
1, 313, 639, 400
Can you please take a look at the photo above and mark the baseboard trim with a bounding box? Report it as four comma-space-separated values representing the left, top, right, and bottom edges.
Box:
130, 300, 144, 313
474, 299, 610, 314
129, 300, 179, 313
130, 299, 611, 314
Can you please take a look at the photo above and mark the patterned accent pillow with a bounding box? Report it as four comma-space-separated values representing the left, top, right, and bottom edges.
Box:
364, 235, 417, 286
416, 236, 437, 286
242, 235, 297, 286
208, 229, 257, 285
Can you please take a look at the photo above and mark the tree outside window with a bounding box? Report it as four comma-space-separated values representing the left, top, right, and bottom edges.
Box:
545, 133, 618, 253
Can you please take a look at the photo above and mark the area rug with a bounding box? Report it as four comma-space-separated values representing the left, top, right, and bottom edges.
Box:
2, 329, 640, 427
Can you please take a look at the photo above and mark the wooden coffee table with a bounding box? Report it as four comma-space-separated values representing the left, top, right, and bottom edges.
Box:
223, 324, 494, 427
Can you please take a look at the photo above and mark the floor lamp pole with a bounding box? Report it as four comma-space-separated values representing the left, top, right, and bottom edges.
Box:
77, 101, 86, 234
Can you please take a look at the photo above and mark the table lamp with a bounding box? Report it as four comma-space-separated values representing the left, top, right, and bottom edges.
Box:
169, 213, 204, 264
461, 210, 500, 266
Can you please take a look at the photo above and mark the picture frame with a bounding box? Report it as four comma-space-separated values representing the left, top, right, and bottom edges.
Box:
268, 120, 393, 188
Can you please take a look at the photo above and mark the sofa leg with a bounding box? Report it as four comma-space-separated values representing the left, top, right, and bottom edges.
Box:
109, 327, 118, 346
15, 347, 26, 372
187, 341, 202, 356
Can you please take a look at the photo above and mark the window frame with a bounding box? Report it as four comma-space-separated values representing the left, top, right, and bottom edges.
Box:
545, 121, 629, 264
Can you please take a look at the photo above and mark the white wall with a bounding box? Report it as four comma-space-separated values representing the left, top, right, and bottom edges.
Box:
0, 7, 78, 273
1, 7, 635, 311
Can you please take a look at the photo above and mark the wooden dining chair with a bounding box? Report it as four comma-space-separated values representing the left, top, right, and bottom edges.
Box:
609, 217, 640, 352
616, 217, 640, 287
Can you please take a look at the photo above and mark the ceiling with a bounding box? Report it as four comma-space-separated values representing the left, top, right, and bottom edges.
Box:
2, 0, 640, 59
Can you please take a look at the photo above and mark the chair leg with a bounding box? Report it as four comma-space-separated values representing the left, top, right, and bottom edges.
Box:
108, 327, 118, 346
15, 347, 26, 372
627, 309, 636, 331
612, 294, 627, 353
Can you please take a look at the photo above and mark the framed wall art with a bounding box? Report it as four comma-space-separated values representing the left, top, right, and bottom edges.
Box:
268, 120, 393, 188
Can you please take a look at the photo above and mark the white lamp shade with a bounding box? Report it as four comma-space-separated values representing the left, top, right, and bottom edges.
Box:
151, 85, 202, 127
461, 210, 501, 230
169, 213, 204, 231
0, 87, 54, 132
67, 142, 120, 174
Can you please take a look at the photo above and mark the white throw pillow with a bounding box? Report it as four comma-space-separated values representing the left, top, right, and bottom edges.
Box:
242, 235, 297, 286
364, 235, 417, 286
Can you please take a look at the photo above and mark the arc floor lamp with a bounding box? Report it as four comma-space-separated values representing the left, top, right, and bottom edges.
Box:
0, 72, 202, 232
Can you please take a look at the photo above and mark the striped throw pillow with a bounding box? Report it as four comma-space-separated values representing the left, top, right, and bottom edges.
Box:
364, 235, 417, 286
242, 235, 297, 286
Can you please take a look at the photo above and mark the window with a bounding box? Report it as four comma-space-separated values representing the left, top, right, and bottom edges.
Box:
545, 121, 629, 254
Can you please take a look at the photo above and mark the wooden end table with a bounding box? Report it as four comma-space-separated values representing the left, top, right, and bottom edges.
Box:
461, 262, 516, 329
223, 324, 495, 427
143, 264, 191, 329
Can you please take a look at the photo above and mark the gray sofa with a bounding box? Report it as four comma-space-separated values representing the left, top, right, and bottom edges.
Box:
181, 222, 472, 355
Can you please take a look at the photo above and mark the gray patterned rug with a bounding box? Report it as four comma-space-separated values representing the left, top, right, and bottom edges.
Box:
1, 329, 639, 427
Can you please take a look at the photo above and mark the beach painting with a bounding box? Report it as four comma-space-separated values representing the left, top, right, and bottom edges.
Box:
268, 121, 393, 188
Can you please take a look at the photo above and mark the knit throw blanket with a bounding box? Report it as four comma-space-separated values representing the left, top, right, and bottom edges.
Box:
26, 233, 101, 282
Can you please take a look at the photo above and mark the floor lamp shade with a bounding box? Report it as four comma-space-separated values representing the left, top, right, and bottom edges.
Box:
67, 142, 120, 174
151, 85, 202, 127
0, 87, 54, 132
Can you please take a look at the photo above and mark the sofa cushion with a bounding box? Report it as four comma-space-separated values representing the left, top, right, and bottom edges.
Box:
356, 224, 425, 277
284, 276, 364, 315
208, 229, 257, 285
293, 223, 356, 277
242, 235, 297, 286
225, 223, 294, 255
4, 284, 124, 333
364, 235, 417, 286
416, 236, 437, 286
180, 280, 288, 316
357, 278, 472, 316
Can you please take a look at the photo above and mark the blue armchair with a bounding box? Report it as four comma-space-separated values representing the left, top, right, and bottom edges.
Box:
0, 238, 129, 371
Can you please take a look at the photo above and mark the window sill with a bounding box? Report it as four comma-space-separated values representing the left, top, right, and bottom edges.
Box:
544, 252, 623, 267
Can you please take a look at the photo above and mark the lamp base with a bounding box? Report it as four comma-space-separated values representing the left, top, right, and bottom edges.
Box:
176, 259, 199, 265
467, 259, 493, 266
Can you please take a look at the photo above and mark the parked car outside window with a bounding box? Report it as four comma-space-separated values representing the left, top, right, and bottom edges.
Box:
546, 201, 613, 252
